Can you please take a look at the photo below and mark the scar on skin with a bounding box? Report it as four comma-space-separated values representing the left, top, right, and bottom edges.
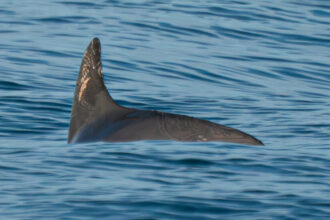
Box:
98, 65, 102, 77
79, 77, 90, 102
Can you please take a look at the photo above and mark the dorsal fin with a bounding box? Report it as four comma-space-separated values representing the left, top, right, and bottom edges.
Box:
68, 38, 122, 143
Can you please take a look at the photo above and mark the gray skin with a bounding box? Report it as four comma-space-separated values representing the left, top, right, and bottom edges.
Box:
68, 38, 263, 145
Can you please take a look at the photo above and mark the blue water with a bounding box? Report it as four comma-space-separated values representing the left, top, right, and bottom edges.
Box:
1, 0, 330, 219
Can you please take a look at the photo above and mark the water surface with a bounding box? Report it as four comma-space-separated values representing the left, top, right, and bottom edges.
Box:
0, 0, 330, 219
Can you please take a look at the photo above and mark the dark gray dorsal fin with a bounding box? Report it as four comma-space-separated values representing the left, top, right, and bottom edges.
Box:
68, 38, 121, 143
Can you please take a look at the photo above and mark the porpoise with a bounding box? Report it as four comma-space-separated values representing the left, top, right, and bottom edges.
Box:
68, 38, 263, 145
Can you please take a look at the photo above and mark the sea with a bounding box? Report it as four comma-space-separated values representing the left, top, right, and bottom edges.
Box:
0, 0, 330, 219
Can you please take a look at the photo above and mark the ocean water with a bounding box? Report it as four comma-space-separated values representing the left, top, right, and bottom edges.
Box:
0, 0, 330, 219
